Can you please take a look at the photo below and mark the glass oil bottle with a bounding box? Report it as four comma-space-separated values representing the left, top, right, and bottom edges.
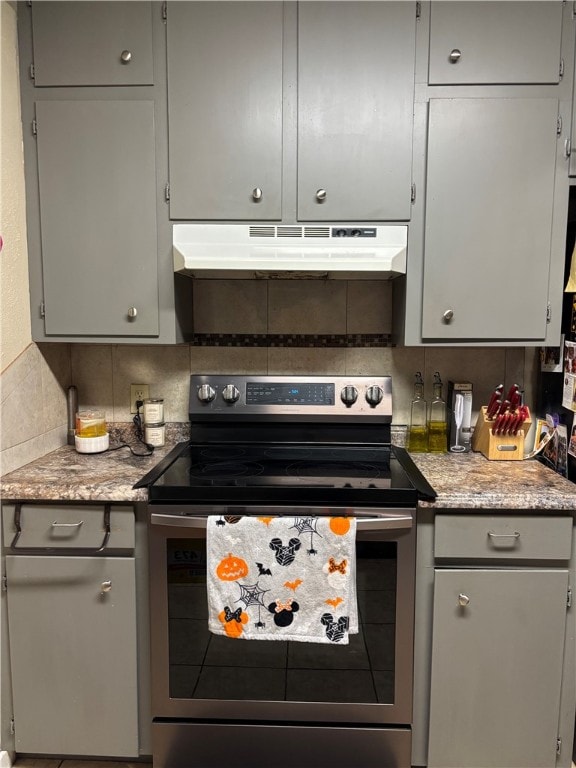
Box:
428, 371, 448, 452
408, 372, 429, 452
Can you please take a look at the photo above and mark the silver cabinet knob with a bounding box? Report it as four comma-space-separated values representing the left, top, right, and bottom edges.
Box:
222, 384, 240, 404
443, 309, 454, 322
365, 385, 384, 407
120, 50, 132, 64
458, 593, 470, 607
197, 384, 216, 403
449, 49, 462, 63
252, 187, 263, 201
316, 188, 327, 202
127, 306, 138, 319
101, 580, 112, 593
341, 385, 358, 407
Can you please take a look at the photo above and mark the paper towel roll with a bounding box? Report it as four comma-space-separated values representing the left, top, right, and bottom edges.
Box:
565, 241, 576, 292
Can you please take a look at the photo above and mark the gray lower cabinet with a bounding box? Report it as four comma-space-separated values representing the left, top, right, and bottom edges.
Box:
6, 555, 139, 757
422, 97, 558, 342
35, 99, 159, 337
31, 1, 154, 86
428, 1, 563, 86
2, 503, 140, 757
428, 568, 569, 768
167, 1, 416, 222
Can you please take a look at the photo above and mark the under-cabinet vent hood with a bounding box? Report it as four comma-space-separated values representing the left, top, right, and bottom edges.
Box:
173, 224, 408, 280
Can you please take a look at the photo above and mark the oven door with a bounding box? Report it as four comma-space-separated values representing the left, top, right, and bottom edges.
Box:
149, 506, 415, 726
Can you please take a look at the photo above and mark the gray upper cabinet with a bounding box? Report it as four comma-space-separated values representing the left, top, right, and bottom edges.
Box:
35, 100, 159, 337
428, 1, 564, 85
31, 1, 154, 86
297, 2, 416, 221
422, 97, 558, 342
166, 2, 283, 221
167, 1, 417, 222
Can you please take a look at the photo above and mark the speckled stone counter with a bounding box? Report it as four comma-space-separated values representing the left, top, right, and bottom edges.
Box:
1, 428, 575, 510
411, 452, 576, 511
0, 424, 189, 503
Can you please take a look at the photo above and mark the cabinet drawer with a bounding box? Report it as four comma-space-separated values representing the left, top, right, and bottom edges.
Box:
434, 515, 572, 561
2, 504, 135, 551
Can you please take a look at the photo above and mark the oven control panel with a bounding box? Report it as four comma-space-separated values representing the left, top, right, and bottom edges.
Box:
190, 375, 393, 420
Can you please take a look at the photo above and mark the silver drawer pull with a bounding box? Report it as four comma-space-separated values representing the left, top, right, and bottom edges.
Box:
100, 580, 112, 593
458, 593, 470, 607
52, 520, 84, 528
487, 531, 520, 539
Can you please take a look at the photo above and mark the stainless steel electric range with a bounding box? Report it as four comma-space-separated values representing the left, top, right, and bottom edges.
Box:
136, 375, 435, 768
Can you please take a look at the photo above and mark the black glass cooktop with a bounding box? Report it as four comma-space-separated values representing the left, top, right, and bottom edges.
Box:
137, 442, 436, 507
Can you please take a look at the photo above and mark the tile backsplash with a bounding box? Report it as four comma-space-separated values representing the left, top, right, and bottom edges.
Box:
0, 339, 538, 476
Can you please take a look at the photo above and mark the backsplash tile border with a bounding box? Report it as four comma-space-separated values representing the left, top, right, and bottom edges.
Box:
190, 333, 393, 348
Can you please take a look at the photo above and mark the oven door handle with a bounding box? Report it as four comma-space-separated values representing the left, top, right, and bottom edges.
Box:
150, 512, 413, 531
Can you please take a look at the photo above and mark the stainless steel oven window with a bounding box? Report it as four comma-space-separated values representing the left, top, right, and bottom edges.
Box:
149, 509, 415, 726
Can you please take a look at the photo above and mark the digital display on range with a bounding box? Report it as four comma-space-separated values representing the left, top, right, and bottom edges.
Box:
246, 382, 335, 406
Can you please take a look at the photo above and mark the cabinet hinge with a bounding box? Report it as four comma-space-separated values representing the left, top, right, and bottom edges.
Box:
411, 183, 416, 204
1, 575, 7, 593
31, 118, 37, 136
164, 183, 170, 202
29, 62, 35, 81
546, 302, 552, 324
557, 116, 562, 136
416, 2, 421, 19
9, 719, 14, 736
556, 736, 562, 755
39, 301, 46, 318
565, 138, 572, 159
162, 1, 167, 21
567, 587, 572, 608
559, 58, 564, 79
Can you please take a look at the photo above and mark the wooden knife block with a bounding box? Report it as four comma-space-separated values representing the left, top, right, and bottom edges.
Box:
471, 406, 532, 461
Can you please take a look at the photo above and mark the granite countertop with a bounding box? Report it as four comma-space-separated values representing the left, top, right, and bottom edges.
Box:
1, 429, 575, 510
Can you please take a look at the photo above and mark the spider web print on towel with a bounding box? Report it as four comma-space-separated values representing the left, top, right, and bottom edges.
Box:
206, 515, 358, 644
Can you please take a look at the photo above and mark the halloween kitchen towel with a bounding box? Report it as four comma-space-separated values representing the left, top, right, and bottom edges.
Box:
206, 514, 358, 644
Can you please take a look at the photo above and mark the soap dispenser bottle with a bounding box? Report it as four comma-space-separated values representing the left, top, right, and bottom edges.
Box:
408, 372, 429, 452
428, 371, 448, 452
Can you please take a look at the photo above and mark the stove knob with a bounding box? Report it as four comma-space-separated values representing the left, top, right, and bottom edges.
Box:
365, 385, 384, 407
197, 384, 216, 403
222, 384, 240, 404
340, 385, 358, 407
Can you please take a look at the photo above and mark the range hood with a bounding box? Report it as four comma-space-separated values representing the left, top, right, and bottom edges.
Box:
173, 224, 408, 280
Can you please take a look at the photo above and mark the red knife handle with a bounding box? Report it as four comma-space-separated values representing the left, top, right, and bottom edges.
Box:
487, 399, 501, 419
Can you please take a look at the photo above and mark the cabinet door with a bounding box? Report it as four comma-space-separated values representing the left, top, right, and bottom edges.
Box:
6, 556, 138, 757
31, 2, 154, 86
167, 2, 283, 220
422, 98, 557, 341
428, 569, 569, 768
297, 2, 416, 222
36, 100, 159, 336
428, 2, 563, 85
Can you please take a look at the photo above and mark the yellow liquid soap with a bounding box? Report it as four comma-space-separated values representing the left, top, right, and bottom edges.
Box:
428, 421, 448, 452
408, 425, 429, 452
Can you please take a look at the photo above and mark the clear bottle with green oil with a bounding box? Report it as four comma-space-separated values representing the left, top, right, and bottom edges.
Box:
428, 371, 448, 453
408, 372, 429, 452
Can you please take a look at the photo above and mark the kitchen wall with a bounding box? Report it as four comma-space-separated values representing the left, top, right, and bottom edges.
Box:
0, 0, 538, 476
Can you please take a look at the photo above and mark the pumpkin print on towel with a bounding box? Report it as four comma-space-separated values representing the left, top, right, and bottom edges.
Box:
216, 553, 249, 581
218, 605, 249, 638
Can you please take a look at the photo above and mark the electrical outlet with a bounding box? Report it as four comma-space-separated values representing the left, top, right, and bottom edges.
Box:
130, 384, 149, 414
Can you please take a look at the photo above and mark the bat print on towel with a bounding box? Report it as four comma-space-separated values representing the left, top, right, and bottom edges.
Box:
256, 562, 272, 576
267, 597, 300, 627
320, 613, 350, 643
269, 537, 302, 566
